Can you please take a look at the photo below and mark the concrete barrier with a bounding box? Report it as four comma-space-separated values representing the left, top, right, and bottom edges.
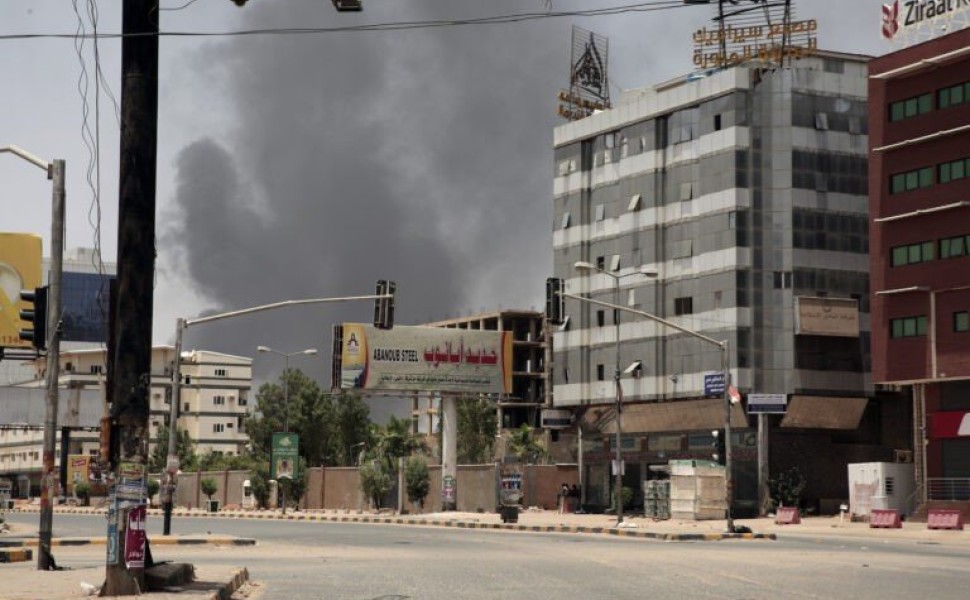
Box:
927, 509, 964, 531
774, 507, 801, 525
869, 509, 901, 529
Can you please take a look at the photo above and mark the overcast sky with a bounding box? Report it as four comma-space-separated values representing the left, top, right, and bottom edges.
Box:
1, 0, 900, 384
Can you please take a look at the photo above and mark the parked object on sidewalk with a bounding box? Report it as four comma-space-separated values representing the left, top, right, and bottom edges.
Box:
847, 463, 915, 520
500, 504, 519, 524
869, 509, 902, 528
774, 506, 801, 525
926, 509, 964, 530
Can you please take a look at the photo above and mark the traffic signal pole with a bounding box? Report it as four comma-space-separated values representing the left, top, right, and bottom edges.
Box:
38, 159, 65, 570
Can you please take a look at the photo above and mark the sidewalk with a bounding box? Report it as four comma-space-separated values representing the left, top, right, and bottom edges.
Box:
8, 505, 969, 544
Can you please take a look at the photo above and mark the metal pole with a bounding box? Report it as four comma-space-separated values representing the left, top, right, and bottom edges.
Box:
613, 277, 623, 526
722, 339, 735, 533
757, 413, 768, 516
281, 354, 289, 515
162, 317, 184, 535
38, 159, 65, 571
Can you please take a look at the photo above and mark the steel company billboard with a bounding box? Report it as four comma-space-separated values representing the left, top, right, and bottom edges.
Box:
335, 323, 513, 395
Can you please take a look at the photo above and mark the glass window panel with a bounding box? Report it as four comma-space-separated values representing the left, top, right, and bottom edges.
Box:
922, 242, 934, 261
953, 237, 966, 256
891, 173, 906, 193
892, 247, 907, 266
917, 316, 927, 336
952, 85, 964, 104
905, 171, 918, 190
903, 319, 916, 337
904, 98, 918, 117
918, 94, 932, 113
954, 312, 969, 332
952, 160, 965, 180
939, 88, 951, 109
892, 319, 904, 338
940, 162, 952, 184
908, 245, 921, 263
919, 167, 933, 187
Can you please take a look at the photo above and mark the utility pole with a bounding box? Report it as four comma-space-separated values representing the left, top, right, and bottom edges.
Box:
104, 0, 158, 594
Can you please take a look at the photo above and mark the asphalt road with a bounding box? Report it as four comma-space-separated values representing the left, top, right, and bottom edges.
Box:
6, 513, 970, 600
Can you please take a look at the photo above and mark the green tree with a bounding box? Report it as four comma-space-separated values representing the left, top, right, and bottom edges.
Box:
334, 391, 372, 466
457, 396, 498, 464
404, 456, 430, 510
149, 424, 197, 473
769, 466, 807, 509
506, 424, 548, 465
280, 457, 308, 510
249, 469, 271, 509
369, 415, 426, 472
359, 459, 393, 510
201, 477, 218, 503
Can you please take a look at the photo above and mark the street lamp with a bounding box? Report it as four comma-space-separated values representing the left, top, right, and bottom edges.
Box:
2, 145, 65, 571
256, 346, 318, 432
573, 261, 657, 526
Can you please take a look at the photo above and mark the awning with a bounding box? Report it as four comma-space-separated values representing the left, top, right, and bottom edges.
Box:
780, 395, 868, 430
578, 398, 748, 435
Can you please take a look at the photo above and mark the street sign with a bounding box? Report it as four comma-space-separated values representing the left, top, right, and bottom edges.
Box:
747, 393, 787, 414
704, 373, 725, 396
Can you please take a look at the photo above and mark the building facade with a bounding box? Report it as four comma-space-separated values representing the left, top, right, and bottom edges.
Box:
0, 346, 252, 497
869, 27, 970, 509
552, 52, 910, 515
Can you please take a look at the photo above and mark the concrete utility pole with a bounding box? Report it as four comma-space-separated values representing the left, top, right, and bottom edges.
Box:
104, 0, 158, 594
441, 394, 458, 511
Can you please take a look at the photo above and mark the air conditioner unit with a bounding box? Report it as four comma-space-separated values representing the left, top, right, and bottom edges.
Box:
894, 449, 913, 463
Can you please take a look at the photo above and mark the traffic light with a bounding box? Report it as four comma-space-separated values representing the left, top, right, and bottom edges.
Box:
373, 279, 396, 329
711, 429, 726, 465
332, 0, 363, 11
545, 277, 565, 325
19, 286, 49, 350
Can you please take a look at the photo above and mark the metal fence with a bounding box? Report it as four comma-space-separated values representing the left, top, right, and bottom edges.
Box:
927, 478, 970, 501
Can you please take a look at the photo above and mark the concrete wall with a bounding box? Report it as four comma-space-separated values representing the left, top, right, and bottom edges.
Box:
173, 470, 250, 509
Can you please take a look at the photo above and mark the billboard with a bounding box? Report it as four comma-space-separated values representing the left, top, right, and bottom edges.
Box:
61, 271, 113, 342
336, 323, 513, 395
271, 432, 300, 480
0, 233, 43, 349
795, 296, 860, 337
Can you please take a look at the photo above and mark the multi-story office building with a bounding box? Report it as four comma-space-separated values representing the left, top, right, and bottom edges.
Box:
552, 51, 910, 514
0, 345, 252, 496
869, 27, 970, 511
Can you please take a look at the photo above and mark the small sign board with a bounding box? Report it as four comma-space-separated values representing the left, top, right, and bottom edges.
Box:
271, 432, 300, 480
704, 373, 725, 397
747, 393, 787, 414
125, 504, 147, 569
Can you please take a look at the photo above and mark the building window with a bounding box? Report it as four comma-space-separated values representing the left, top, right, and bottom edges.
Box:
89, 365, 103, 375
714, 114, 722, 131
891, 241, 934, 266
238, 397, 248, 406
226, 422, 234, 429
889, 93, 932, 122
215, 368, 228, 377
213, 423, 225, 433
939, 157, 970, 184
674, 297, 693, 316
714, 290, 722, 309
595, 204, 606, 221
940, 234, 970, 259
890, 167, 933, 194
938, 81, 970, 109
596, 364, 605, 381
596, 310, 606, 327
773, 271, 792, 289
183, 403, 190, 413
213, 395, 226, 406
890, 316, 928, 338
596, 256, 605, 270
955, 311, 969, 333
563, 367, 569, 383
561, 212, 571, 229
610, 255, 621, 272
628, 194, 642, 211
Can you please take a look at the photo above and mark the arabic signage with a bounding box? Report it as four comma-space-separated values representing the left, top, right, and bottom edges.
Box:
704, 373, 726, 397
125, 504, 147, 570
930, 411, 970, 439
882, 0, 970, 41
117, 461, 147, 501
0, 233, 42, 349
795, 296, 860, 338
558, 26, 611, 121
747, 393, 788, 414
67, 455, 90, 495
106, 496, 119, 564
337, 323, 513, 395
271, 432, 300, 480
689, 1, 818, 71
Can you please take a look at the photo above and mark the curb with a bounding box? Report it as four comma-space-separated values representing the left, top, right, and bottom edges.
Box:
14, 536, 255, 547
206, 566, 249, 600
9, 507, 775, 542
0, 547, 33, 563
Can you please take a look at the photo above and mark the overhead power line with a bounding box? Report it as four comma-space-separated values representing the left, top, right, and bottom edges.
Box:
0, 1, 693, 42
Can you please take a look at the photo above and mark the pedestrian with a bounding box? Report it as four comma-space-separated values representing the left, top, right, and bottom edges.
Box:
558, 482, 569, 514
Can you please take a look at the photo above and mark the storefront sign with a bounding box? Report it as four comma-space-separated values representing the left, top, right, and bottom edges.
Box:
747, 393, 788, 414
795, 296, 860, 337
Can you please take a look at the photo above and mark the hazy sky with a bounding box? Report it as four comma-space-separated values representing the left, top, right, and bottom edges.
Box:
1, 0, 901, 383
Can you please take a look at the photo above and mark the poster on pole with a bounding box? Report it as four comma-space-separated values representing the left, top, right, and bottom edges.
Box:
124, 504, 147, 569
335, 323, 513, 395
271, 433, 300, 480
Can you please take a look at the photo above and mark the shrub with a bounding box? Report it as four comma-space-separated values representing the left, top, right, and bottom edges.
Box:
75, 482, 92, 506
405, 456, 430, 510
359, 460, 393, 510
769, 467, 807, 510
200, 477, 218, 502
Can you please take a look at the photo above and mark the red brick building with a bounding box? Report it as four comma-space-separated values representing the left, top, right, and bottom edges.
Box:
869, 28, 970, 512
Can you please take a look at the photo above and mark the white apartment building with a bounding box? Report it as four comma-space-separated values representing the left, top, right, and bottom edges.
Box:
0, 345, 252, 496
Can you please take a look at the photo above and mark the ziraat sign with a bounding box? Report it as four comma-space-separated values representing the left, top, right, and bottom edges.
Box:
882, 0, 970, 39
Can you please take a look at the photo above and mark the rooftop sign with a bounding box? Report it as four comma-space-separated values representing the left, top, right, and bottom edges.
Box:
881, 0, 970, 42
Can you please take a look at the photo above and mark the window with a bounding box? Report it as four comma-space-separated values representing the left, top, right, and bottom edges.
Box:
596, 310, 606, 327
213, 395, 226, 406
714, 290, 722, 309
939, 157, 970, 184
595, 204, 606, 221
955, 311, 969, 333
674, 297, 693, 316
596, 364, 605, 381
714, 114, 722, 131
89, 365, 103, 375
563, 367, 569, 383
596, 256, 605, 270
940, 234, 970, 259
814, 112, 829, 130
215, 368, 228, 377
891, 241, 934, 266
238, 397, 248, 406
610, 255, 621, 272
560, 212, 571, 229
773, 271, 792, 289
183, 403, 190, 413
226, 422, 234, 429
938, 81, 970, 109
890, 316, 928, 338
890, 166, 933, 193
679, 183, 693, 201
213, 423, 225, 433
889, 93, 933, 121
628, 194, 641, 211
